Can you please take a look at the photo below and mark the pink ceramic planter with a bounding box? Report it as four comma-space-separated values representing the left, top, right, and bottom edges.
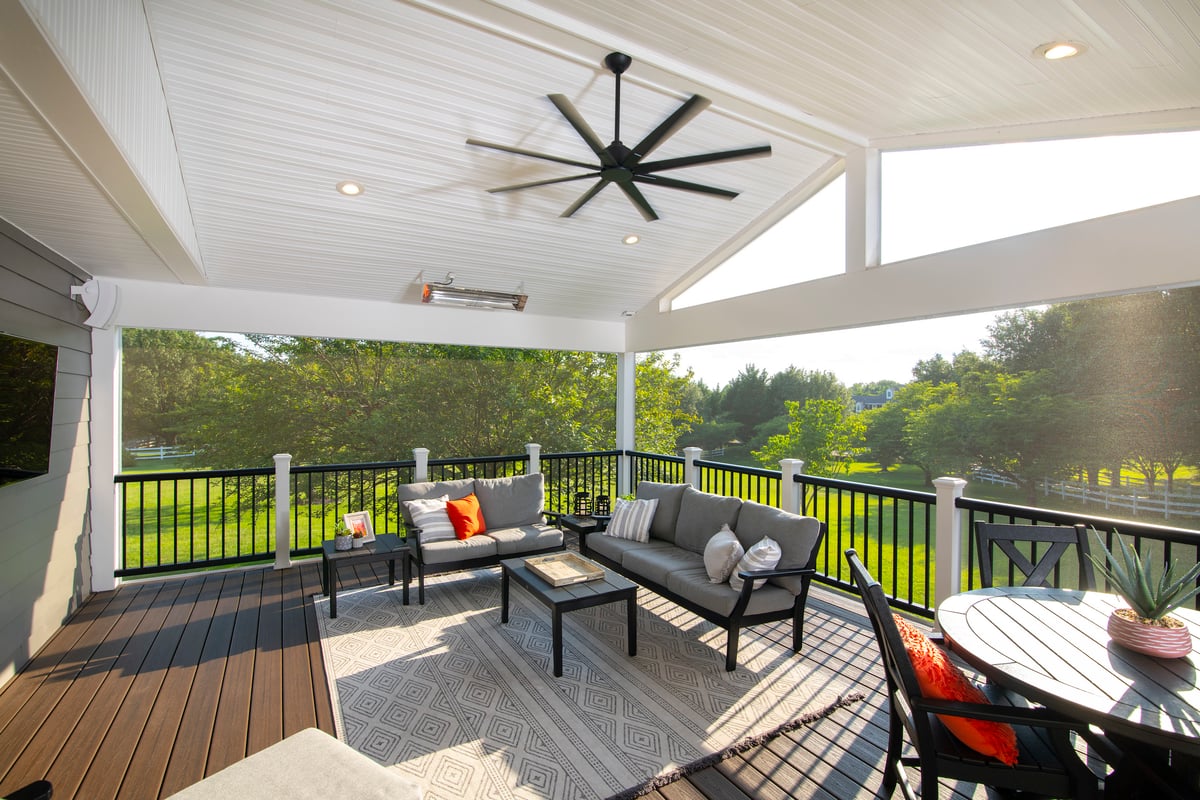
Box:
1107, 610, 1193, 659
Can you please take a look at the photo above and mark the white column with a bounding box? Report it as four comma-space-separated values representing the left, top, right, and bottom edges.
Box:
88, 326, 121, 592
414, 447, 430, 482
933, 476, 968, 610
526, 442, 541, 474
844, 146, 881, 273
683, 446, 703, 489
273, 453, 293, 570
779, 459, 805, 514
616, 351, 636, 497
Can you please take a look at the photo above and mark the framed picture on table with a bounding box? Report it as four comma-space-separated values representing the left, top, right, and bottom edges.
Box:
343, 510, 375, 543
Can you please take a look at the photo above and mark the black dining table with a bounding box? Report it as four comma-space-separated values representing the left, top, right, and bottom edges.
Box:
937, 586, 1200, 793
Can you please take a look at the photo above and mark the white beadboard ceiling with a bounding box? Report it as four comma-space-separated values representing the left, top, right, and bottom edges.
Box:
3, 0, 1199, 324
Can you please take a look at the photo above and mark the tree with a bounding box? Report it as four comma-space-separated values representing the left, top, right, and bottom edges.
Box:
863, 381, 956, 484
718, 365, 775, 443
122, 329, 235, 446
752, 398, 866, 476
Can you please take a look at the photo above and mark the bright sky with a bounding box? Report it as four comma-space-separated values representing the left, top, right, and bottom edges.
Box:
665, 130, 1200, 389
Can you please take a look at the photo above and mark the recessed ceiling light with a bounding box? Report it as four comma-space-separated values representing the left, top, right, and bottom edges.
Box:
623, 234, 640, 245
336, 180, 364, 196
1035, 41, 1086, 60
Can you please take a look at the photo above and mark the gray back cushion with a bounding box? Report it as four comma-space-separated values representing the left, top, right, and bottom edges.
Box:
673, 486, 742, 554
475, 472, 545, 528
636, 482, 687, 542
735, 501, 823, 594
395, 478, 476, 525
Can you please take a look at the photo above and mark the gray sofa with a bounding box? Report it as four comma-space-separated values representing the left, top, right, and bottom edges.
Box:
397, 472, 563, 603
581, 481, 826, 671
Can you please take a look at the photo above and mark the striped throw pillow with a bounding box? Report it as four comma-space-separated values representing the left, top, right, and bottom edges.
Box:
403, 496, 455, 543
604, 497, 658, 543
729, 536, 781, 592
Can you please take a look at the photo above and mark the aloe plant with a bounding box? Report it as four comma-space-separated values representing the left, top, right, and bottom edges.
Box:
1089, 530, 1200, 622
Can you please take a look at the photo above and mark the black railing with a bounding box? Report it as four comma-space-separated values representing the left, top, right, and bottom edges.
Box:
792, 472, 938, 616
290, 460, 416, 554
541, 450, 621, 515
694, 459, 782, 507
426, 454, 527, 482
629, 450, 685, 485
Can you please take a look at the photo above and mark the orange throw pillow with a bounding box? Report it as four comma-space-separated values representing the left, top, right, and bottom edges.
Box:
446, 493, 487, 539
893, 614, 1019, 765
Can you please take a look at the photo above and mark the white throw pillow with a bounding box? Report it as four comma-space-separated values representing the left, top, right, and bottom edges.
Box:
729, 536, 782, 592
604, 497, 658, 543
403, 496, 455, 543
703, 525, 745, 583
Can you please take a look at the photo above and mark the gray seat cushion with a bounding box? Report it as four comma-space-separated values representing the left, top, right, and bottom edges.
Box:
475, 473, 545, 528
665, 567, 796, 617
734, 501, 823, 594
674, 486, 743, 554
636, 482, 687, 543
622, 545, 705, 586
486, 523, 562, 556
164, 727, 422, 799
588, 534, 674, 566
418, 534, 498, 564
396, 478, 476, 526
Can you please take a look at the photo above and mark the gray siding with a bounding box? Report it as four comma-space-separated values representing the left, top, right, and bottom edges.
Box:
0, 220, 92, 688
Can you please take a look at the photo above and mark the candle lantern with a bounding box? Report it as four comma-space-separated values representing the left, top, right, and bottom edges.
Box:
574, 491, 592, 517
595, 495, 611, 516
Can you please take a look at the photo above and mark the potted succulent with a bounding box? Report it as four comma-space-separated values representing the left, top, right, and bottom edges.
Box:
334, 522, 353, 551
1089, 530, 1200, 658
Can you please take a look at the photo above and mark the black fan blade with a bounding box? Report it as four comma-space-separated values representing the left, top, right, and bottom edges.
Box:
466, 138, 597, 170
617, 181, 660, 222
638, 145, 772, 173
561, 178, 611, 218
633, 174, 738, 199
487, 172, 601, 193
631, 94, 711, 162
548, 94, 617, 167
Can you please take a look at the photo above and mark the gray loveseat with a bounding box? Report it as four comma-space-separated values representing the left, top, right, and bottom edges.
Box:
397, 472, 563, 603
581, 481, 826, 671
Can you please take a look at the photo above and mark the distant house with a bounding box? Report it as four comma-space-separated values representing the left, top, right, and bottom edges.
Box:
853, 388, 895, 413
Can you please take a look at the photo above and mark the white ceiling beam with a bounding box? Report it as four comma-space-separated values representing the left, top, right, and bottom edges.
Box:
844, 147, 881, 273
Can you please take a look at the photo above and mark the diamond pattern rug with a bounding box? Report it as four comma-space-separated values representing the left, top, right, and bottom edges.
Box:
314, 568, 859, 800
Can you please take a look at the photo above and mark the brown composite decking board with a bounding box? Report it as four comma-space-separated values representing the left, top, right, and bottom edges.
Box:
0, 558, 1008, 800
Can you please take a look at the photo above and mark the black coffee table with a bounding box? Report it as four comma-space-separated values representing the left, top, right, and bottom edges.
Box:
321, 533, 409, 618
500, 554, 636, 677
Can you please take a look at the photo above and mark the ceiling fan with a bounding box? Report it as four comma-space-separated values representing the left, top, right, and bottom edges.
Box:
466, 52, 772, 222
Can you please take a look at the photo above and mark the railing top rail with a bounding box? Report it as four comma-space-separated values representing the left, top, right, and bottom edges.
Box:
427, 454, 528, 467
292, 460, 417, 474
692, 458, 780, 479
116, 465, 273, 482
958, 495, 1200, 542
541, 450, 623, 459
628, 450, 685, 463
791, 471, 937, 504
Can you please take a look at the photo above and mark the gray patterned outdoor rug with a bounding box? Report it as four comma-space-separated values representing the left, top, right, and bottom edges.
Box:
314, 569, 861, 800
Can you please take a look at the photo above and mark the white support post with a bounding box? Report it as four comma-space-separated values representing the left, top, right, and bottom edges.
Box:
779, 459, 805, 514
414, 448, 430, 482
273, 453, 293, 570
616, 352, 636, 498
89, 325, 121, 592
933, 476, 968, 612
844, 146, 881, 273
526, 442, 541, 474
683, 446, 703, 489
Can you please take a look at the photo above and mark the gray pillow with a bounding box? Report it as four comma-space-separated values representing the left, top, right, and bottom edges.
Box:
735, 501, 823, 594
673, 486, 742, 554
635, 481, 687, 542
396, 478, 476, 525
475, 473, 545, 528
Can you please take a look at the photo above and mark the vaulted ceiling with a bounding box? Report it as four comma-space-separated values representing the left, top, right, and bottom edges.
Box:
2, 0, 1199, 341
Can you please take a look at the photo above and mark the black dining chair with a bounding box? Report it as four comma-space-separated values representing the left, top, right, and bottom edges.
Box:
845, 549, 1103, 800
974, 521, 1095, 590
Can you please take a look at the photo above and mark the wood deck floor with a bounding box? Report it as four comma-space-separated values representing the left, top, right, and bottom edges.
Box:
0, 555, 1001, 800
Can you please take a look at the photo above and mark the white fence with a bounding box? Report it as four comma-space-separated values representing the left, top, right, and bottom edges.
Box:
972, 469, 1200, 521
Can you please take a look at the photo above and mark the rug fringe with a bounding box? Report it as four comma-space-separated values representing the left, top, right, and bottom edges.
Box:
603, 691, 867, 800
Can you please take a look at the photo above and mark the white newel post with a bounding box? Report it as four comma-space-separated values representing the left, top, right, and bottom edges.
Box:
274, 453, 292, 571
414, 448, 430, 482
526, 443, 541, 474
779, 459, 805, 514
933, 476, 968, 611
683, 447, 703, 489
616, 352, 636, 498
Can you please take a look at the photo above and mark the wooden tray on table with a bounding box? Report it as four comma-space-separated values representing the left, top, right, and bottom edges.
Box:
525, 552, 605, 586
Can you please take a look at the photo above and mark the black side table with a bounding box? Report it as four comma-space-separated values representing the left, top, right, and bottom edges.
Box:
560, 514, 609, 556
321, 533, 409, 618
